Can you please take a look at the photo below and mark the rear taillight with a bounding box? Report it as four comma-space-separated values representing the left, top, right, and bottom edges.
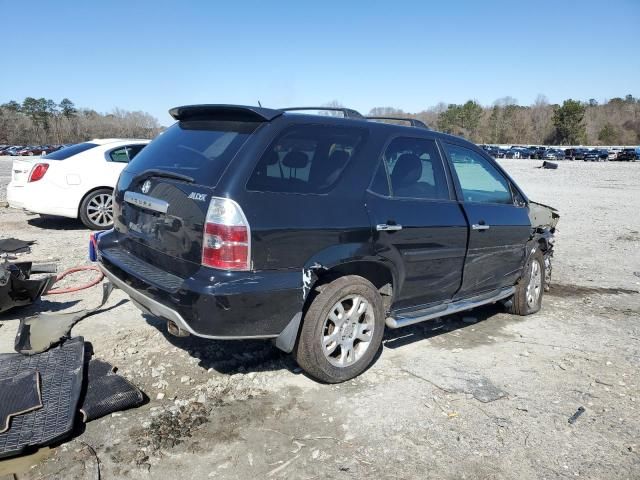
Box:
28, 163, 49, 182
202, 197, 251, 271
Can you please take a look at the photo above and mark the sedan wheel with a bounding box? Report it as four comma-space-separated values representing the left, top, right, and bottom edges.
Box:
80, 188, 114, 229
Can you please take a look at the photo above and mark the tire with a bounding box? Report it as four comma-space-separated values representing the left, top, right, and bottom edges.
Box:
505, 249, 545, 316
294, 275, 385, 383
79, 188, 114, 230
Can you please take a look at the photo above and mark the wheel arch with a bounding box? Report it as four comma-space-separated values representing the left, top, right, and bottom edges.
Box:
307, 260, 396, 312
274, 257, 397, 354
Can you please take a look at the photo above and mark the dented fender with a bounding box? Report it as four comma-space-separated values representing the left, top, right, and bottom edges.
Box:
525, 201, 560, 289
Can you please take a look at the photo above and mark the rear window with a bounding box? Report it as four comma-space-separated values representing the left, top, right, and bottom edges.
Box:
44, 142, 97, 160
125, 120, 259, 185
246, 125, 365, 194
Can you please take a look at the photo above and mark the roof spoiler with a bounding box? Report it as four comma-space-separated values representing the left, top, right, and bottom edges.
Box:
280, 107, 364, 119
367, 116, 429, 129
169, 104, 283, 122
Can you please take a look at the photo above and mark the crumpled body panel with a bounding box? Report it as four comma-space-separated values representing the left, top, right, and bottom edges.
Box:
0, 262, 56, 314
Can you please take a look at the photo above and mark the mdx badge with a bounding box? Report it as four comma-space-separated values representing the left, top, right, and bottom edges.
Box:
188, 192, 207, 201
141, 180, 151, 194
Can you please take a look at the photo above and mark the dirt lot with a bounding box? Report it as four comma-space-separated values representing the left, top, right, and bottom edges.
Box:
0, 157, 638, 479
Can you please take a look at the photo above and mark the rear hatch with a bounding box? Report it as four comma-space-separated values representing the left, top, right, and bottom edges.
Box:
112, 116, 264, 277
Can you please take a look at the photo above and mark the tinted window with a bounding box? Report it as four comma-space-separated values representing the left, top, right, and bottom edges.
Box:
44, 142, 98, 160
445, 144, 512, 204
125, 121, 258, 186
246, 125, 365, 194
374, 137, 449, 200
108, 144, 146, 163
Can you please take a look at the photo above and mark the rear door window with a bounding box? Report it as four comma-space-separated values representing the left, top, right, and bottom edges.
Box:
44, 142, 98, 160
125, 121, 259, 186
444, 143, 513, 204
370, 137, 450, 200
108, 144, 146, 163
246, 125, 365, 194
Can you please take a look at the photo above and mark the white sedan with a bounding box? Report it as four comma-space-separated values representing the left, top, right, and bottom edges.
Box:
6, 138, 150, 229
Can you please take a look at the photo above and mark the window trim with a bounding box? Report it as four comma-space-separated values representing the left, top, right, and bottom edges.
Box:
245, 123, 368, 196
441, 140, 526, 207
104, 143, 147, 164
366, 134, 455, 202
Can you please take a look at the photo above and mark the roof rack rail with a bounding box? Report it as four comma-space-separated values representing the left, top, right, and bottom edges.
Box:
281, 107, 364, 119
366, 116, 429, 129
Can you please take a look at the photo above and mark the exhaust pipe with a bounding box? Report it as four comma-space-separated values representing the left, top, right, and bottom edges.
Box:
167, 320, 190, 337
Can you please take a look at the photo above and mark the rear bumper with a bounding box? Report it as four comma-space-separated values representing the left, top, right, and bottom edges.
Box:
7, 182, 79, 218
97, 236, 303, 339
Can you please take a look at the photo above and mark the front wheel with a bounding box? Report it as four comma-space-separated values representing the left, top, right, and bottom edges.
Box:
505, 249, 545, 315
79, 188, 114, 230
294, 275, 385, 383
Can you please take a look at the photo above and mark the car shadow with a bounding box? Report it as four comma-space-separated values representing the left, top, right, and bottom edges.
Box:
142, 314, 297, 376
139, 304, 507, 380
382, 303, 503, 350
27, 215, 86, 231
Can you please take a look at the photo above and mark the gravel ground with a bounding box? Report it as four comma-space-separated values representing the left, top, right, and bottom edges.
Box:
0, 156, 639, 479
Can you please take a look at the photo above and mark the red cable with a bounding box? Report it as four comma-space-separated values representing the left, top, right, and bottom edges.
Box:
45, 265, 105, 295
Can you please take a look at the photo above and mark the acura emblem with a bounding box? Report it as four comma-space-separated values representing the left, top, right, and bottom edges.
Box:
141, 180, 151, 194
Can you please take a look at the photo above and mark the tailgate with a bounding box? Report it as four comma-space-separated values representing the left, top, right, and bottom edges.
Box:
115, 173, 210, 267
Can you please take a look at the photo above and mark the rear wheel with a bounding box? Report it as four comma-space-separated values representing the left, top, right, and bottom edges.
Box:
294, 275, 385, 383
79, 188, 114, 230
505, 249, 545, 316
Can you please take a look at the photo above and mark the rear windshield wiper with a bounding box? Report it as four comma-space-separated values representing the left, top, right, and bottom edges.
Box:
132, 169, 195, 184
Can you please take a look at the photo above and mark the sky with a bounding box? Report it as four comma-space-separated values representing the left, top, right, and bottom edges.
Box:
1, 0, 639, 125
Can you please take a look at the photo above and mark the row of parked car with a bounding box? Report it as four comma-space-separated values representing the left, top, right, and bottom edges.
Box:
0, 144, 71, 156
480, 145, 640, 162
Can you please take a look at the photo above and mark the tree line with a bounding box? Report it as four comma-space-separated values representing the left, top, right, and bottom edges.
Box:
0, 97, 162, 144
3, 94, 638, 147
369, 94, 640, 146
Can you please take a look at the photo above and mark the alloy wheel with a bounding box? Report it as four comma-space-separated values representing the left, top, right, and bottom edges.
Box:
526, 259, 542, 309
321, 294, 375, 368
86, 193, 114, 227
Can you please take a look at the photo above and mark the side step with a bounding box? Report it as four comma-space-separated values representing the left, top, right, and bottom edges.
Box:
385, 287, 515, 329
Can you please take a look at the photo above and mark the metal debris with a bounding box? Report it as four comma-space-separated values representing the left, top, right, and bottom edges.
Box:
568, 406, 586, 424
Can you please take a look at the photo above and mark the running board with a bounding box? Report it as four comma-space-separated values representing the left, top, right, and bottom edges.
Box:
385, 287, 515, 329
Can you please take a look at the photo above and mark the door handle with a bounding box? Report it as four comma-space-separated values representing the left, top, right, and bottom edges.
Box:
376, 224, 403, 231
472, 224, 490, 231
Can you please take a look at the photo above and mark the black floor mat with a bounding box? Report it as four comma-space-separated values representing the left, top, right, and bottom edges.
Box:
80, 359, 144, 422
0, 238, 35, 254
0, 371, 42, 433
0, 337, 85, 459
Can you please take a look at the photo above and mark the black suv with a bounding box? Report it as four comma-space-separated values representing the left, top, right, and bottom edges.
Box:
97, 105, 559, 383
583, 149, 608, 161
617, 148, 639, 161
